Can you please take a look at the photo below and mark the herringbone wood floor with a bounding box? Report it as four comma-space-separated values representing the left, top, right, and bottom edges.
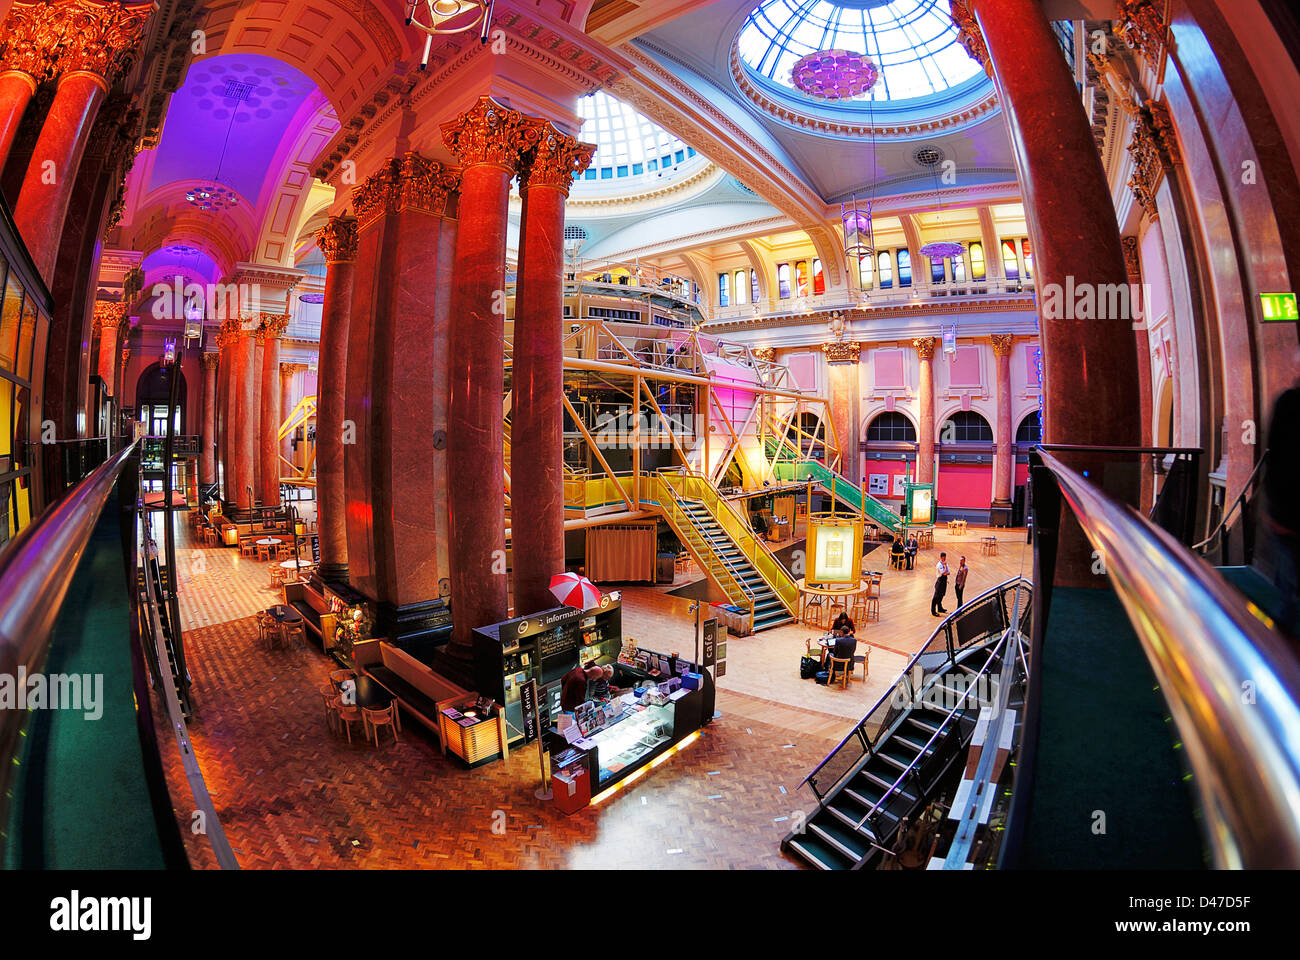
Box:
154, 516, 1029, 868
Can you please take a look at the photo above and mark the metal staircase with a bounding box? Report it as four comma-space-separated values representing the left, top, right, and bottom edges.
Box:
677, 499, 794, 632
766, 436, 903, 536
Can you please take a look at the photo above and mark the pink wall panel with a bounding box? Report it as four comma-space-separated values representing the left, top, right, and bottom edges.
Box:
787, 352, 817, 392
949, 345, 982, 388
1015, 461, 1029, 488
863, 458, 910, 501
873, 347, 905, 389
938, 462, 992, 509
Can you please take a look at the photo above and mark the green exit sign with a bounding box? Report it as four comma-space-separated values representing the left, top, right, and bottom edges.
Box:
1260, 292, 1298, 321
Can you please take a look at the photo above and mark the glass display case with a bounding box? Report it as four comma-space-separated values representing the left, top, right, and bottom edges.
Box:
588, 702, 676, 784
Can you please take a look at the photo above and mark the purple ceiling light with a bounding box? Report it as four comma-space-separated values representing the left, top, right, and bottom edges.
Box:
185, 184, 239, 211
789, 49, 879, 101
919, 240, 965, 260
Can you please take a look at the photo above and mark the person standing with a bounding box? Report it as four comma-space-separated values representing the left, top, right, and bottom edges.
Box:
954, 556, 969, 608
932, 552, 950, 617
1264, 371, 1300, 636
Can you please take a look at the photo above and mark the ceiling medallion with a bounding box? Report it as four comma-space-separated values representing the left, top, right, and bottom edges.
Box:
789, 49, 880, 101
185, 183, 239, 212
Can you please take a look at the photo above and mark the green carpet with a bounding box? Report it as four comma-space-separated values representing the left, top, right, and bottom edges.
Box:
5, 492, 168, 869
1216, 565, 1283, 625
1018, 586, 1205, 869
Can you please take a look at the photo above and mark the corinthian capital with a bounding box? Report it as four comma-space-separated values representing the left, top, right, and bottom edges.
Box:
520, 122, 596, 194
990, 334, 1015, 357
315, 216, 358, 264
352, 153, 460, 230
256, 313, 290, 341
440, 96, 540, 173
913, 336, 937, 361
217, 318, 242, 349
58, 0, 156, 85
0, 1, 60, 81
947, 0, 989, 74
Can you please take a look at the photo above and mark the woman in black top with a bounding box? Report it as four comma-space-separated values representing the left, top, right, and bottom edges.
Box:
831, 611, 855, 635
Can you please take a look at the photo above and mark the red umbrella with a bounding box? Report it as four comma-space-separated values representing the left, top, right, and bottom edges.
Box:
549, 572, 601, 610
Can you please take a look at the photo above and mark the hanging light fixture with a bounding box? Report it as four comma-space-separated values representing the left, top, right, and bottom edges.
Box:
405, 0, 495, 70
843, 68, 881, 298
186, 101, 241, 212
917, 149, 965, 261
790, 49, 880, 101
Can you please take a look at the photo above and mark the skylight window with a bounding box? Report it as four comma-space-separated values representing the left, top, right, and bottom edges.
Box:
737, 0, 982, 103
575, 91, 702, 182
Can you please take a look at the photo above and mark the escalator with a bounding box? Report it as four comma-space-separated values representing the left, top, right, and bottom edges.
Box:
784, 580, 1031, 868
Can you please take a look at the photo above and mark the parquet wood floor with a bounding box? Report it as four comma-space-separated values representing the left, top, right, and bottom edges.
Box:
156, 518, 1029, 868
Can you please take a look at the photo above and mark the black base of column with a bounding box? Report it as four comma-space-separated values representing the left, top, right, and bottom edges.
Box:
374, 597, 454, 665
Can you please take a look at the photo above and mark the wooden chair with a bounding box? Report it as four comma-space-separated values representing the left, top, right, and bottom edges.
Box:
277, 542, 295, 561
827, 655, 853, 689
282, 619, 306, 646
333, 697, 363, 744
269, 563, 286, 589
239, 537, 256, 558
363, 703, 401, 746
256, 612, 277, 648
256, 542, 273, 562
889, 551, 905, 570
982, 536, 998, 556
319, 683, 340, 734
805, 637, 826, 668
674, 552, 692, 577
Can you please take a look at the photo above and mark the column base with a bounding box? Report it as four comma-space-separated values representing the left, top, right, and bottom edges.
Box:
373, 597, 454, 665
314, 563, 349, 588
989, 499, 1013, 528
430, 645, 475, 691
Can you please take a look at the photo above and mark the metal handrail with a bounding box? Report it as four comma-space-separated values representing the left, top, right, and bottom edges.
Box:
799, 576, 1031, 793
853, 630, 1013, 831
1037, 447, 1300, 868
652, 474, 756, 619
1192, 451, 1268, 554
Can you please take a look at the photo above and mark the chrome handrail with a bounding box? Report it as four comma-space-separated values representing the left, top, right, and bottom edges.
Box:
1192, 451, 1268, 554
1038, 447, 1300, 868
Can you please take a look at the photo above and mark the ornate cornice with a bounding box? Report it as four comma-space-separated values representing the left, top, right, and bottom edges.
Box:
441, 96, 540, 174
990, 333, 1015, 357
1127, 100, 1178, 221
726, 41, 997, 138
315, 215, 358, 264
913, 336, 937, 361
702, 295, 1037, 332
520, 121, 596, 195
822, 340, 861, 363
352, 153, 460, 230
948, 0, 990, 74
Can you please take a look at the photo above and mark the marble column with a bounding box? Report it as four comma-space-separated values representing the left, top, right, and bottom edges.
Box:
957, 0, 1141, 582
1123, 236, 1156, 513
218, 321, 238, 504
201, 351, 218, 486
914, 337, 936, 487
233, 324, 259, 512
92, 303, 122, 395
512, 123, 595, 618
991, 334, 1015, 508
822, 341, 862, 486
0, 70, 37, 171
258, 315, 287, 507
11, 0, 152, 284
279, 362, 300, 470
440, 97, 537, 658
314, 216, 357, 583
345, 153, 460, 642
251, 333, 264, 499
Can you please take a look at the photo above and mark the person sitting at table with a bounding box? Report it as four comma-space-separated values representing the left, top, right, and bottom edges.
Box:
831, 611, 855, 635
905, 534, 919, 570
890, 536, 906, 568
830, 625, 857, 665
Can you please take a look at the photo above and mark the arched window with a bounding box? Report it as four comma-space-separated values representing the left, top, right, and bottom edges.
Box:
1016, 411, 1042, 445
866, 412, 917, 442
778, 263, 792, 298
734, 269, 747, 305
897, 249, 912, 288
877, 251, 892, 289
968, 241, 985, 281
941, 410, 993, 442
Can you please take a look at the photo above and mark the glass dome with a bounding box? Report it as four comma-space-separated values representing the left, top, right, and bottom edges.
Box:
737, 0, 982, 104
575, 90, 701, 184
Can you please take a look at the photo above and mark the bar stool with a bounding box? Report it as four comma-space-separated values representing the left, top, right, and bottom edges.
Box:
863, 595, 880, 622
269, 563, 286, 589
363, 703, 401, 745
257, 612, 277, 648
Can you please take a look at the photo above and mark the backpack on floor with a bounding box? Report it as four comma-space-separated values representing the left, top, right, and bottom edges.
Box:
799, 655, 820, 679
814, 670, 830, 685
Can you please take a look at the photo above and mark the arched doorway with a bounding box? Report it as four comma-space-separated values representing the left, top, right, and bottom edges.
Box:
863, 411, 917, 504
136, 361, 187, 437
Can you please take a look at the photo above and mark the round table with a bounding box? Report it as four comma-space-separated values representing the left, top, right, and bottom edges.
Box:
280, 559, 313, 570
796, 578, 874, 631
256, 538, 281, 546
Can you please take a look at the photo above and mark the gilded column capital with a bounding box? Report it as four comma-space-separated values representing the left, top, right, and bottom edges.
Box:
990, 333, 1015, 357
0, 2, 60, 82
947, 0, 990, 75
1116, 0, 1167, 69
821, 341, 861, 363
279, 361, 308, 378
519, 121, 596, 195
202, 351, 220, 370
440, 96, 540, 174
256, 313, 290, 341
316, 215, 358, 263
913, 336, 937, 361
752, 347, 776, 364
56, 0, 155, 85
1121, 236, 1141, 285
92, 300, 123, 332
217, 318, 242, 349
352, 153, 459, 230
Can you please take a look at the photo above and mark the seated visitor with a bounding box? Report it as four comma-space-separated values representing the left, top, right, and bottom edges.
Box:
831, 611, 855, 634
890, 536, 906, 564
905, 535, 919, 569
831, 625, 857, 662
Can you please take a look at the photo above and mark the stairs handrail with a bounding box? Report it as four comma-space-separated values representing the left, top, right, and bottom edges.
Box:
1191, 451, 1267, 554
651, 474, 755, 616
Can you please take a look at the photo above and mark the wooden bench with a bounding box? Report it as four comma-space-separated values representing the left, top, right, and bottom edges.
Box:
283, 580, 336, 648
352, 641, 507, 764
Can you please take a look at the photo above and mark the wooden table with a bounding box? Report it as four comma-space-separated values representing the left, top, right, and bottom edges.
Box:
981, 536, 998, 556
796, 578, 874, 631
948, 519, 968, 536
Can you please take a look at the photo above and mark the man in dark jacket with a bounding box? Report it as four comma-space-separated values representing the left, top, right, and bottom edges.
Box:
1265, 381, 1300, 636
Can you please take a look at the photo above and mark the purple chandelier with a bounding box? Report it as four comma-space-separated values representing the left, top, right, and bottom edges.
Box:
790, 49, 880, 100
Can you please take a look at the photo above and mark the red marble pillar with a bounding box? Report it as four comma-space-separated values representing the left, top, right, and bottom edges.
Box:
961, 0, 1140, 579
232, 323, 258, 511
440, 98, 537, 655
315, 216, 357, 582
823, 343, 862, 485
93, 304, 122, 394
512, 125, 595, 617
279, 362, 297, 469
13, 72, 106, 284
258, 316, 286, 507
217, 323, 237, 504
0, 70, 36, 173
251, 334, 264, 499
345, 154, 460, 640
991, 334, 1014, 506
914, 337, 936, 487
201, 351, 217, 486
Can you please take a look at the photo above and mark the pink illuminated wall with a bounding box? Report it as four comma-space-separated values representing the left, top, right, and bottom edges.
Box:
938, 462, 993, 509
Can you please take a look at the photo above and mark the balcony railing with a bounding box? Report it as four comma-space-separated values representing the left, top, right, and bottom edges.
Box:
705, 278, 1037, 323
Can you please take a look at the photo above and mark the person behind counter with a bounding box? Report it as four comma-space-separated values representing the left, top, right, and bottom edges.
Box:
561, 663, 605, 713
